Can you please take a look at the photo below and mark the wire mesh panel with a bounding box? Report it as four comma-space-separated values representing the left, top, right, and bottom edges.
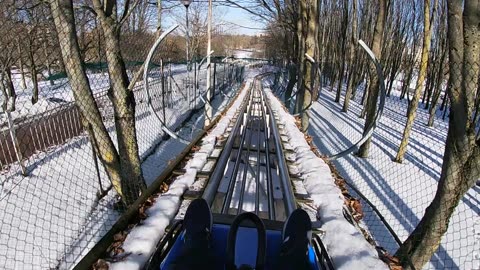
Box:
0, 0, 246, 269
271, 55, 479, 269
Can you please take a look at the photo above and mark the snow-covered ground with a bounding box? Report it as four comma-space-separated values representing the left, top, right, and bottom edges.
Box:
0, 64, 236, 269
299, 82, 480, 269
232, 49, 254, 59
264, 85, 388, 270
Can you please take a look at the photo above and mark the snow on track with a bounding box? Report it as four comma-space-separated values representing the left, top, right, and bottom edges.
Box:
109, 70, 258, 270
264, 87, 388, 270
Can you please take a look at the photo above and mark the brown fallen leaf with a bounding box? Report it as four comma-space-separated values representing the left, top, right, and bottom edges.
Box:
113, 247, 125, 256
110, 252, 132, 262
160, 182, 169, 193
92, 259, 109, 270
113, 231, 126, 242
377, 247, 403, 270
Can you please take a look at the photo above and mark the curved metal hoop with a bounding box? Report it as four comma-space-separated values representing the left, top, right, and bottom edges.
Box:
326, 39, 387, 160
143, 24, 193, 145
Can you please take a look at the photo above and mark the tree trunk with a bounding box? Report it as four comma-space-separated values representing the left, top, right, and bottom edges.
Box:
95, 0, 147, 205
342, 0, 358, 112
400, 63, 414, 99
395, 0, 435, 163
0, 74, 8, 111
285, 64, 297, 109
357, 0, 386, 157
43, 39, 54, 86
424, 68, 435, 108
28, 47, 39, 105
427, 48, 447, 127
4, 68, 16, 112
395, 0, 480, 268
157, 0, 162, 30
335, 0, 349, 103
49, 0, 140, 206
17, 41, 27, 90
294, 1, 305, 114
299, 0, 318, 131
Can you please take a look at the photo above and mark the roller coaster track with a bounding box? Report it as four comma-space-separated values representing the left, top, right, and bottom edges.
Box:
144, 72, 334, 269
75, 71, 334, 270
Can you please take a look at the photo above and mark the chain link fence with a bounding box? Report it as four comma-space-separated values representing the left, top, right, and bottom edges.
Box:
271, 57, 479, 269
0, 0, 247, 269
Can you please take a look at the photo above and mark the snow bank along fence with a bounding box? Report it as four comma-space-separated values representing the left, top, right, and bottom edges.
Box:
270, 59, 480, 270
0, 1, 247, 269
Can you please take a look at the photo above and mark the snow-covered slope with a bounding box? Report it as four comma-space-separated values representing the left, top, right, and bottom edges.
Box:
265, 87, 388, 270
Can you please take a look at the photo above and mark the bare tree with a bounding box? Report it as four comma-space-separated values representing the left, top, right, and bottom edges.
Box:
49, 0, 146, 206
334, 0, 348, 103
395, 0, 480, 268
395, 0, 437, 163
357, 0, 387, 157
0, 0, 20, 111
342, 0, 358, 112
297, 0, 318, 131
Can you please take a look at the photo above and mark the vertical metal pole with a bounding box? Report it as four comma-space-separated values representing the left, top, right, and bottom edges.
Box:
185, 5, 191, 110
88, 124, 104, 194
168, 63, 172, 106
204, 0, 213, 127
5, 111, 26, 175
194, 62, 197, 108
213, 62, 216, 96
185, 6, 190, 65
161, 60, 166, 125
223, 63, 226, 88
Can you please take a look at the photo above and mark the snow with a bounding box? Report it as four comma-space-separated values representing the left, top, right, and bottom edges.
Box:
109, 69, 258, 270
0, 65, 216, 129
285, 79, 479, 269
0, 71, 111, 127
264, 86, 388, 270
0, 64, 236, 269
232, 49, 254, 59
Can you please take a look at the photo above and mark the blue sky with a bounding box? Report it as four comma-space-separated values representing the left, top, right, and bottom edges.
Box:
162, 2, 266, 36
222, 7, 266, 35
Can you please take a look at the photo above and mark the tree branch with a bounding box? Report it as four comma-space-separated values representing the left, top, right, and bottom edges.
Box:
119, 0, 142, 26
223, 0, 271, 21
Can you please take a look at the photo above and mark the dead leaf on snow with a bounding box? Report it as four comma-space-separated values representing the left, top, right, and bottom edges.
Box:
113, 231, 126, 242
92, 259, 109, 270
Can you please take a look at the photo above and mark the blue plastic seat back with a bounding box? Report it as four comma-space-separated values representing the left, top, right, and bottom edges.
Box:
160, 223, 319, 270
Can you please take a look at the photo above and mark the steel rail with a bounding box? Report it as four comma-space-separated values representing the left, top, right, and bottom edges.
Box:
254, 86, 262, 216
202, 83, 252, 206
259, 85, 276, 220
236, 90, 257, 215
221, 88, 255, 214
74, 77, 246, 269
203, 72, 295, 219
264, 87, 297, 217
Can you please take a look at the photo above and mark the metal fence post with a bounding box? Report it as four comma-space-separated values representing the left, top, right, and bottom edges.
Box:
5, 110, 26, 175
213, 62, 217, 97
161, 60, 166, 125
